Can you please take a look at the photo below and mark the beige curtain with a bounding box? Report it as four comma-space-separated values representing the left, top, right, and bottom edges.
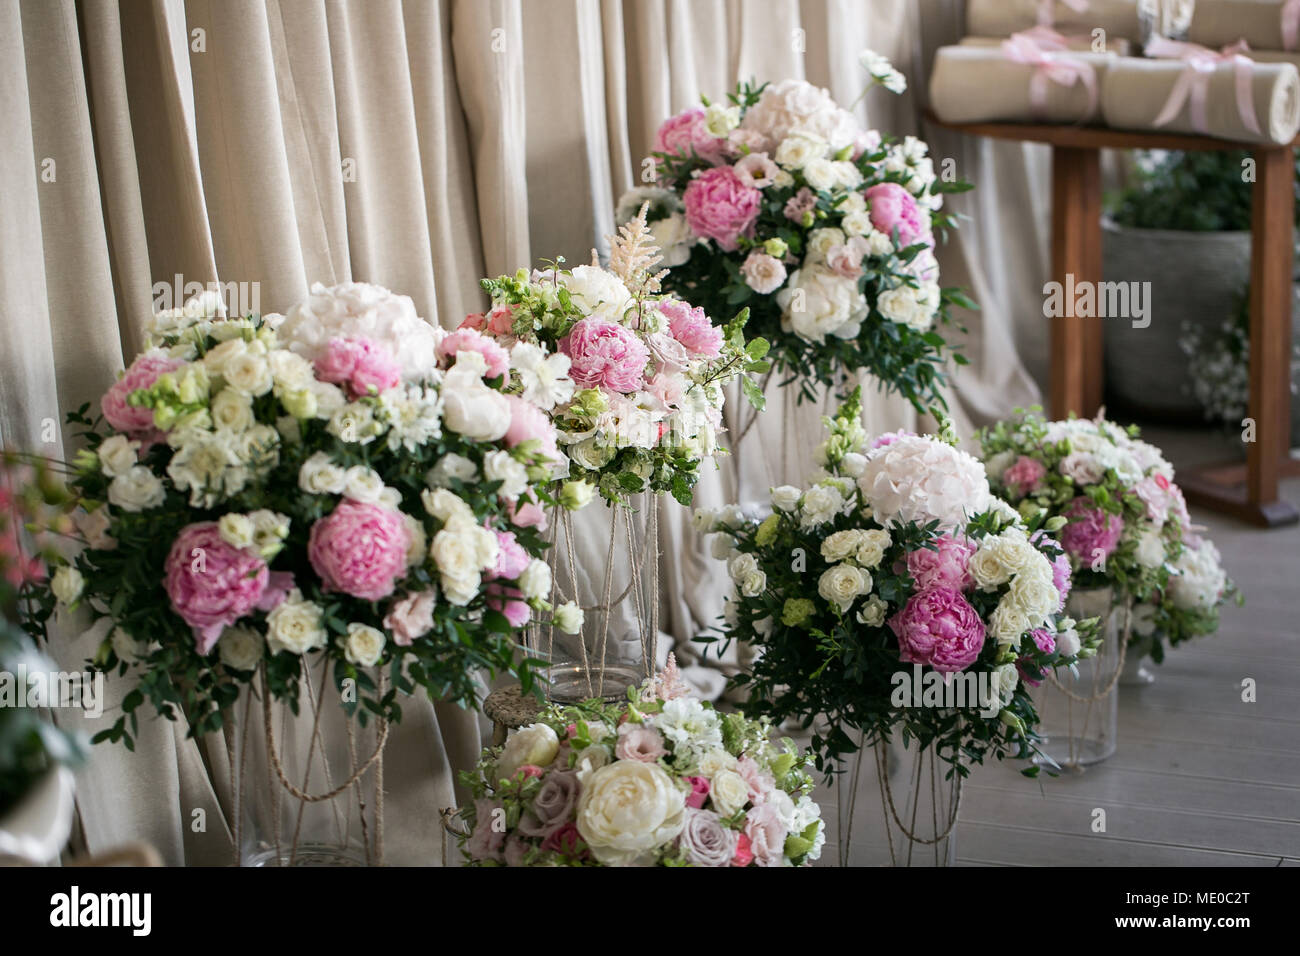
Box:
1, 0, 1052, 864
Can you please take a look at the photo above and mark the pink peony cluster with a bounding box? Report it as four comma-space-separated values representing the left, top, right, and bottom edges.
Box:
308, 499, 411, 601
438, 327, 510, 379
313, 336, 403, 399
163, 522, 290, 654
1059, 497, 1124, 564
560, 318, 650, 393
1002, 455, 1047, 498
659, 299, 723, 357
682, 166, 762, 251
865, 183, 931, 249
101, 351, 184, 436
654, 107, 728, 165
888, 586, 986, 673
906, 533, 975, 591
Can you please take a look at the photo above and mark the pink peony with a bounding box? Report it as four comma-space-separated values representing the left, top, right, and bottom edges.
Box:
888, 586, 986, 674
506, 492, 548, 532
437, 327, 510, 379
654, 107, 727, 164
487, 530, 530, 581
865, 182, 931, 249
163, 522, 284, 654
659, 299, 723, 357
504, 394, 559, 463
101, 351, 184, 436
1002, 455, 1047, 498
308, 499, 411, 601
783, 186, 816, 224
682, 166, 762, 251
615, 724, 668, 763
314, 336, 403, 399
906, 534, 976, 591
1059, 497, 1124, 564
684, 776, 711, 809
383, 590, 437, 646
743, 803, 788, 867
560, 318, 649, 393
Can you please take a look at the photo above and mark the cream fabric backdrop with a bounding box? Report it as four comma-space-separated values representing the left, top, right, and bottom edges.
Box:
0, 0, 1050, 864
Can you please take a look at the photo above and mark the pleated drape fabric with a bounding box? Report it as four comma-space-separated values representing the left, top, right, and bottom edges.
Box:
0, 0, 1049, 864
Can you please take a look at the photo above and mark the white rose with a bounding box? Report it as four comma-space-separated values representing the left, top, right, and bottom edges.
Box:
983, 662, 1020, 711
709, 768, 751, 817
108, 465, 166, 512
343, 465, 387, 504
483, 449, 529, 500
217, 513, 256, 550
202, 338, 248, 377
210, 387, 255, 433
440, 571, 481, 606
517, 559, 552, 601
223, 351, 273, 396
704, 101, 740, 135
268, 349, 314, 391
799, 483, 846, 528
818, 564, 871, 612
774, 131, 830, 169
97, 435, 140, 478
497, 722, 560, 782
1006, 570, 1060, 624
777, 265, 867, 344
51, 566, 84, 605
856, 529, 891, 569
218, 627, 264, 671
989, 603, 1030, 648
770, 485, 803, 512
856, 594, 888, 627
697, 749, 738, 778
343, 623, 385, 667
298, 451, 347, 495
266, 592, 328, 655
554, 601, 584, 635
806, 227, 846, 263
821, 530, 863, 563
803, 158, 838, 191
441, 372, 511, 442
426, 453, 478, 487
248, 510, 290, 557
841, 210, 874, 237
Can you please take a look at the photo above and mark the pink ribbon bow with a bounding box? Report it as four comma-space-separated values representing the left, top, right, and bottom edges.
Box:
1283, 0, 1300, 53
1145, 36, 1262, 138
1002, 32, 1100, 120
1037, 0, 1091, 28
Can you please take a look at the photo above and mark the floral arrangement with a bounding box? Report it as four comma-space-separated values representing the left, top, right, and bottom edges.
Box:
620, 52, 973, 408
694, 391, 1099, 775
468, 206, 769, 506
24, 286, 592, 747
977, 410, 1238, 662
455, 656, 824, 867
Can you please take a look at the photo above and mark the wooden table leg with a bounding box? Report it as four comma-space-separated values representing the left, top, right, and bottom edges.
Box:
1181, 146, 1298, 528
1050, 146, 1104, 419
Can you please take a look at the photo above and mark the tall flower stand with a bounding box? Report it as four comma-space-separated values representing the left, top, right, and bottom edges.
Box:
1034, 586, 1128, 770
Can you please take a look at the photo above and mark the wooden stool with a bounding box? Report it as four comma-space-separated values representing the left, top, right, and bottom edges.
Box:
926, 114, 1299, 527
482, 685, 541, 746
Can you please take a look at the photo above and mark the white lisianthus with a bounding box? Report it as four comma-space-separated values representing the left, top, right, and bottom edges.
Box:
818, 564, 871, 613
1055, 627, 1082, 657
248, 509, 290, 558
298, 451, 347, 495
218, 627, 264, 672
268, 349, 314, 392
109, 465, 167, 512
483, 449, 529, 500
553, 601, 584, 634
343, 623, 385, 667
266, 591, 328, 655
517, 559, 552, 601
803, 158, 839, 192
774, 131, 830, 169
426, 453, 478, 488
51, 566, 84, 606
704, 101, 741, 136
770, 485, 803, 512
740, 251, 788, 294
509, 342, 575, 410
343, 465, 387, 505
223, 350, 273, 397
878, 282, 939, 332
97, 435, 140, 478
217, 513, 256, 550
309, 380, 346, 419
328, 402, 381, 445
210, 388, 255, 433
497, 722, 560, 782
1169, 540, 1227, 611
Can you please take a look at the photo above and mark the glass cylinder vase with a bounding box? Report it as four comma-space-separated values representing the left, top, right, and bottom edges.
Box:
1033, 585, 1124, 770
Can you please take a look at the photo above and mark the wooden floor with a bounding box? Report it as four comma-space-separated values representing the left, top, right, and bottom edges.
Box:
815, 427, 1300, 866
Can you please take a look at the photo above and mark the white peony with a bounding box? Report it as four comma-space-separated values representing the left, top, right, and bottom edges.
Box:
266, 591, 328, 655
777, 265, 867, 344
576, 761, 686, 866
497, 722, 560, 782
1169, 540, 1227, 611
277, 281, 439, 382
97, 435, 140, 478
558, 265, 634, 322
509, 342, 575, 410
859, 435, 991, 531
440, 360, 511, 442
109, 465, 167, 512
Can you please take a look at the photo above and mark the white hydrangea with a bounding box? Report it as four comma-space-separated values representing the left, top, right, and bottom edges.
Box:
859, 435, 991, 531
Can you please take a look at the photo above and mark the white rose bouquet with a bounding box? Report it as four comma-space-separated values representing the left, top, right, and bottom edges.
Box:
25, 286, 590, 747
621, 52, 974, 409
454, 655, 824, 867
696, 390, 1100, 776
469, 205, 769, 506
977, 410, 1239, 661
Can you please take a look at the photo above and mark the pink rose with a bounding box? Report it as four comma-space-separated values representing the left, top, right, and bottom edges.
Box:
743, 802, 788, 868
659, 299, 723, 357
506, 492, 548, 532
487, 582, 531, 628
888, 586, 986, 674
314, 336, 402, 399
1032, 532, 1073, 610
460, 304, 516, 337
541, 821, 587, 858
560, 318, 649, 393
731, 831, 755, 867
504, 394, 559, 463
163, 522, 278, 654
1002, 455, 1047, 498
645, 331, 691, 375
654, 107, 727, 164
101, 351, 184, 436
437, 327, 510, 379
865, 182, 931, 249
1059, 497, 1124, 564
383, 590, 437, 646
487, 530, 530, 581
683, 166, 762, 251
614, 724, 668, 763
308, 499, 411, 601
733, 152, 778, 188
906, 534, 976, 592
740, 251, 788, 295
684, 776, 710, 809
783, 186, 816, 224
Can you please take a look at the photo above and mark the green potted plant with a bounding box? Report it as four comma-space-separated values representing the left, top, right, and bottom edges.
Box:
1102, 149, 1299, 419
